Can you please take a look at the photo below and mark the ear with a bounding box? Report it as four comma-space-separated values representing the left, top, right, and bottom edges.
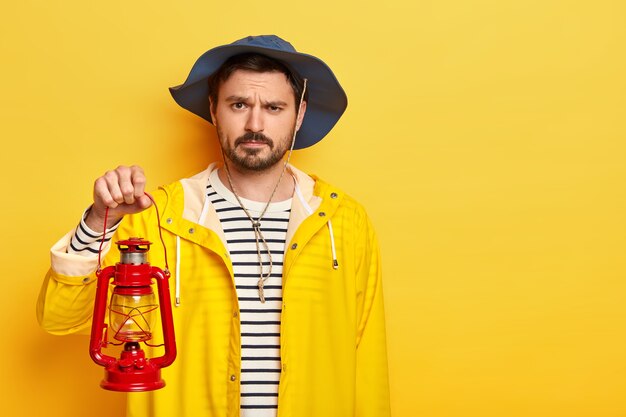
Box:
295, 100, 307, 132
209, 98, 217, 125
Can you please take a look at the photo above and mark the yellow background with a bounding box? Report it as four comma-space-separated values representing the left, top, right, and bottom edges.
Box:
1, 0, 625, 415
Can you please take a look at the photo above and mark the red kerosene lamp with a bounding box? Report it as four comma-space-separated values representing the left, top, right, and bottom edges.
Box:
89, 237, 176, 391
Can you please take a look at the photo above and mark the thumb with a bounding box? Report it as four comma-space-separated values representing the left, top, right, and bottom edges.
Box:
136, 193, 154, 210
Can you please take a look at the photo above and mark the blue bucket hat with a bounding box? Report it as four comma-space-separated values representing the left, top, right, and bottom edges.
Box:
169, 35, 348, 149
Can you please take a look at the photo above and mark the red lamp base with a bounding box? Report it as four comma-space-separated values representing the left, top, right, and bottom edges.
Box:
101, 367, 165, 392
100, 342, 166, 392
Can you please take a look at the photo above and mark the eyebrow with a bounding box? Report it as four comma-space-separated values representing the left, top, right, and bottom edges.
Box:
224, 95, 249, 103
224, 95, 289, 107
264, 100, 289, 107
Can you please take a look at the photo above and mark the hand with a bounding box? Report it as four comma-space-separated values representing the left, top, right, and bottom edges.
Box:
85, 165, 153, 232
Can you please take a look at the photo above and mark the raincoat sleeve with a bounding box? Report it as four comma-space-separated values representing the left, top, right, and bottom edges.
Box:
36, 211, 150, 336
355, 212, 392, 417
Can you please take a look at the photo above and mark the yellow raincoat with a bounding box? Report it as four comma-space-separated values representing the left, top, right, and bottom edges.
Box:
37, 165, 390, 417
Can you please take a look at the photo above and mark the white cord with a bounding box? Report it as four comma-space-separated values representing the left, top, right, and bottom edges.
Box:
175, 236, 181, 306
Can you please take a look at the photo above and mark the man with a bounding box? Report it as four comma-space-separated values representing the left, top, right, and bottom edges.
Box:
37, 35, 390, 417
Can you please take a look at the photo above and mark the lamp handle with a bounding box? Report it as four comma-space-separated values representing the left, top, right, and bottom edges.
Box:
149, 266, 177, 368
89, 266, 117, 367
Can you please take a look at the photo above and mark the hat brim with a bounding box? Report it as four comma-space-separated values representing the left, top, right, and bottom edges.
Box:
169, 44, 347, 150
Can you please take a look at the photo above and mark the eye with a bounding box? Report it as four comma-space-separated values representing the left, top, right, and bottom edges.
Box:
231, 102, 246, 110
268, 105, 282, 112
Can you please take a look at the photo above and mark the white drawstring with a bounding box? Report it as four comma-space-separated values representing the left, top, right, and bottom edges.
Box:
175, 236, 181, 307
327, 220, 339, 270
294, 182, 339, 270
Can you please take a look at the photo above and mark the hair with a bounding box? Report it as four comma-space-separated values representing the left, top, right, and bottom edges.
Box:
207, 53, 308, 114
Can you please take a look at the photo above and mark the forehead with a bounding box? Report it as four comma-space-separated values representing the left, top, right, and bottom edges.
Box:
218, 70, 295, 103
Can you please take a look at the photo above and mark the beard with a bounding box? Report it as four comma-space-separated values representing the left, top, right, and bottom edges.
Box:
219, 129, 294, 172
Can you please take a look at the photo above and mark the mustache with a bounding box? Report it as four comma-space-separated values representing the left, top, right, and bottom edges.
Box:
234, 132, 274, 148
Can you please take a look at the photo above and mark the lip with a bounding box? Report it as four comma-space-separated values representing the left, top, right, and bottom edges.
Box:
238, 141, 270, 148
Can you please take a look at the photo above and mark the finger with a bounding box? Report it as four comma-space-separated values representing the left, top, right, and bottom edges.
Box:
116, 166, 136, 205
94, 176, 119, 209
103, 169, 127, 205
130, 165, 147, 199
136, 194, 153, 210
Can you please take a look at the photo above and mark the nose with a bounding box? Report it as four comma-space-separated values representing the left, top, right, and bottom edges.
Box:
245, 107, 264, 133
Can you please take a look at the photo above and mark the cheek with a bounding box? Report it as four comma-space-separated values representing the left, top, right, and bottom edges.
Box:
273, 115, 297, 130
214, 113, 241, 132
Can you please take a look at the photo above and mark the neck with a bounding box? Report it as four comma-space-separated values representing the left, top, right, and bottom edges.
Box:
218, 160, 294, 203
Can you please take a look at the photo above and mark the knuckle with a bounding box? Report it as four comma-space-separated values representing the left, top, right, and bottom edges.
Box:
120, 184, 134, 195
116, 165, 130, 175
131, 166, 146, 181
101, 196, 116, 207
